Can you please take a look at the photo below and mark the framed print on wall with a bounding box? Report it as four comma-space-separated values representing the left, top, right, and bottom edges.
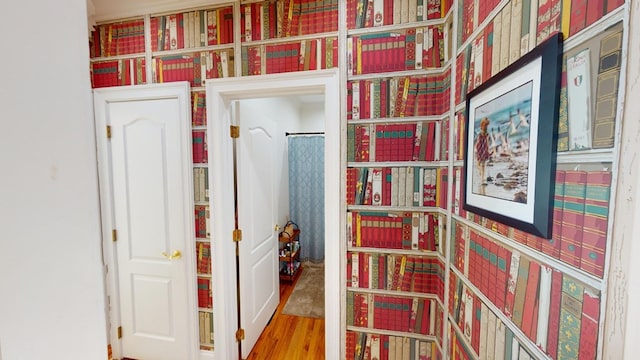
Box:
463, 33, 563, 239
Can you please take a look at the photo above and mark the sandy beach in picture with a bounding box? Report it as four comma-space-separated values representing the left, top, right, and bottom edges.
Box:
471, 82, 533, 204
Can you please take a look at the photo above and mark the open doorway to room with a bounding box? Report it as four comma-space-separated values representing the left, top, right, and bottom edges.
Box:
238, 95, 326, 359
207, 69, 341, 360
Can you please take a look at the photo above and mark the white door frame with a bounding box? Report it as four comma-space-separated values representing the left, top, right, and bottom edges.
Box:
207, 69, 342, 360
94, 82, 199, 359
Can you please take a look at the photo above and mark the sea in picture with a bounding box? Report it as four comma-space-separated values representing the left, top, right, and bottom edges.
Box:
472, 81, 533, 203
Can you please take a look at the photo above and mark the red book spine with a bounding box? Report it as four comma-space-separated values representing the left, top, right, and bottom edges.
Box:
585, 0, 605, 26
606, 0, 624, 13
578, 289, 601, 359
483, 22, 493, 83
455, 53, 464, 104
477, 234, 491, 293
402, 297, 412, 332
489, 241, 499, 304
373, 294, 382, 329
537, 0, 552, 43
346, 168, 356, 205
362, 253, 370, 288
252, 3, 261, 41
521, 261, 541, 340
569, 0, 589, 36
345, 331, 356, 358
546, 269, 563, 358
467, 231, 477, 288
383, 167, 392, 206
560, 170, 588, 267
547, 171, 566, 258
581, 171, 612, 278
496, 246, 510, 312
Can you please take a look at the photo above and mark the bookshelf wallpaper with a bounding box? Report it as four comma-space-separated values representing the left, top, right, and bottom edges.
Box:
89, 0, 626, 358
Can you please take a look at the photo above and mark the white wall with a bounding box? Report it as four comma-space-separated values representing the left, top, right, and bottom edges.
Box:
603, 2, 640, 358
0, 0, 108, 358
238, 97, 324, 227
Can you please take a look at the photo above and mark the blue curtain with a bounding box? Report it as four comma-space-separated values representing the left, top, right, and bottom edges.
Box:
288, 136, 325, 263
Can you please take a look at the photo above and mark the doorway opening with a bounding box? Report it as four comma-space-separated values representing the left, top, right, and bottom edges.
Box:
207, 69, 341, 360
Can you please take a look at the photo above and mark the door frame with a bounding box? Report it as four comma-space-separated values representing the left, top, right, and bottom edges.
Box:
207, 69, 342, 360
94, 82, 199, 359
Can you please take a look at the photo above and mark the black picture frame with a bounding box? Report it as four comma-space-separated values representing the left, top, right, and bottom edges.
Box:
463, 33, 563, 239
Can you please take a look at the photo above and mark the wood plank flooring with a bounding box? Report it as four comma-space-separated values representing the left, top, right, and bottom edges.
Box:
245, 274, 326, 360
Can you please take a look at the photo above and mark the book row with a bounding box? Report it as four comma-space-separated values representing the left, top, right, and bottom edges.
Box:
90, 19, 146, 58
197, 277, 212, 308
198, 311, 214, 348
191, 91, 207, 126
152, 49, 235, 87
346, 167, 447, 208
193, 167, 210, 203
347, 27, 448, 75
351, 26, 447, 75
458, 0, 622, 51
90, 58, 147, 88
455, 0, 624, 108
196, 241, 211, 275
347, 75, 451, 121
447, 302, 536, 360
558, 24, 623, 151
553, 169, 612, 277
150, 7, 234, 52
192, 130, 208, 164
346, 331, 441, 360
449, 263, 600, 360
346, 0, 453, 29
450, 166, 612, 278
347, 252, 444, 295
241, 0, 339, 41
454, 0, 556, 105
347, 122, 443, 162
241, 37, 338, 76
450, 226, 599, 357
195, 205, 210, 239
348, 292, 439, 336
347, 211, 442, 251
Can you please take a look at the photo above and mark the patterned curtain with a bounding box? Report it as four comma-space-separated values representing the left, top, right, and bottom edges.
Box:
288, 135, 325, 263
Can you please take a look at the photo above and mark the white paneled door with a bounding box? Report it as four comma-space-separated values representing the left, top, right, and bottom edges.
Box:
237, 114, 280, 359
94, 83, 197, 360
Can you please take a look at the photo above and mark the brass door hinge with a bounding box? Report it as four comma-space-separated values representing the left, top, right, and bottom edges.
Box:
112, 229, 117, 242
117, 326, 122, 339
233, 229, 242, 242
230, 125, 239, 138
236, 328, 245, 341
106, 125, 112, 139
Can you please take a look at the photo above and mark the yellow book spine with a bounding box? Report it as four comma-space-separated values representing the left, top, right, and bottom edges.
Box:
561, 0, 572, 39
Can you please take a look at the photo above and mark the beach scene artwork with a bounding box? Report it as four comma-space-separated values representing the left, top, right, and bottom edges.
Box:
471, 81, 534, 203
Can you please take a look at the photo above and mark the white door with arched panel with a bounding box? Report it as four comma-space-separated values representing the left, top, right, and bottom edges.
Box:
94, 83, 198, 360
236, 104, 280, 359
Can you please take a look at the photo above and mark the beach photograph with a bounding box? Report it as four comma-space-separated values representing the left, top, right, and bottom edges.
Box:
470, 81, 534, 204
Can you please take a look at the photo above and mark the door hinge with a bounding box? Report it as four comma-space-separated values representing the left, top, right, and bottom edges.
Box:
233, 229, 242, 242
112, 229, 117, 242
106, 125, 112, 139
230, 125, 239, 138
235, 328, 245, 341
117, 326, 122, 339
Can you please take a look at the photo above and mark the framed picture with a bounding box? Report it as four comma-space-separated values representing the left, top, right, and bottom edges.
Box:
463, 33, 563, 239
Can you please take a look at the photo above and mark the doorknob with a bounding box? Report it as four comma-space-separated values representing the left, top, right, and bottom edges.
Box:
275, 224, 280, 231
161, 250, 182, 260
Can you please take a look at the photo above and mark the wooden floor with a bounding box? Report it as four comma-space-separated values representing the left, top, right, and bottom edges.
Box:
245, 274, 326, 360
